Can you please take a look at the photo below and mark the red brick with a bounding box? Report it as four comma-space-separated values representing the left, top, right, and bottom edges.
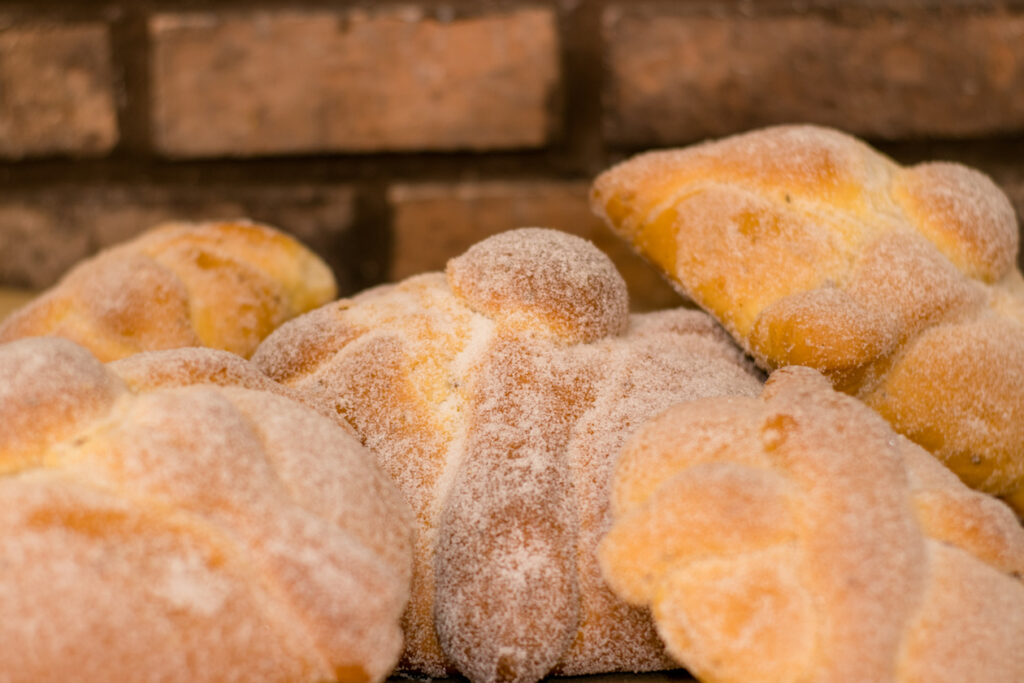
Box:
0, 186, 357, 290
0, 201, 92, 289
0, 23, 118, 158
150, 8, 560, 157
603, 8, 1024, 145
388, 181, 684, 311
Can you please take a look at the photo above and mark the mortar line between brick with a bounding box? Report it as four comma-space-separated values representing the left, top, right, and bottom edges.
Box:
105, 6, 152, 156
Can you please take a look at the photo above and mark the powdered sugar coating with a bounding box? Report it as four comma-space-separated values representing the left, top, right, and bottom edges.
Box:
0, 220, 337, 361
253, 228, 762, 683
0, 337, 126, 471
447, 227, 630, 344
591, 124, 1024, 510
109, 346, 355, 434
0, 336, 412, 682
599, 366, 1024, 683
894, 162, 1019, 283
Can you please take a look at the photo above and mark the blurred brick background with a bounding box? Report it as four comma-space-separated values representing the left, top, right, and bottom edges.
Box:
3, 0, 1024, 311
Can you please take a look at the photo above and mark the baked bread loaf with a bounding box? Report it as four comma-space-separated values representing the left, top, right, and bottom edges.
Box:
109, 345, 356, 435
599, 366, 1024, 683
591, 125, 1024, 511
0, 336, 412, 682
253, 228, 763, 683
0, 220, 337, 361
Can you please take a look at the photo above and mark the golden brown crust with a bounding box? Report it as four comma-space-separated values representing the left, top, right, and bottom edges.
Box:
591, 124, 1024, 508
0, 337, 412, 682
599, 366, 1024, 683
253, 228, 763, 683
0, 220, 337, 361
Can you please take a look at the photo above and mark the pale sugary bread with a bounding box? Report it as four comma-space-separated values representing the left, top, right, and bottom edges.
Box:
109, 346, 357, 435
0, 336, 412, 682
591, 124, 1024, 511
0, 220, 337, 361
253, 228, 763, 683
599, 366, 1024, 683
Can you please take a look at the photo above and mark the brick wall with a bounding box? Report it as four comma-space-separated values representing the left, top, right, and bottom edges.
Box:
3, 0, 1024, 311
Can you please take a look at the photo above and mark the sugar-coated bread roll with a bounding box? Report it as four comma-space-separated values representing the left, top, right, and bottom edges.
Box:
599, 366, 1024, 683
591, 124, 1024, 511
109, 345, 357, 435
0, 336, 412, 682
0, 220, 337, 361
253, 228, 763, 683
